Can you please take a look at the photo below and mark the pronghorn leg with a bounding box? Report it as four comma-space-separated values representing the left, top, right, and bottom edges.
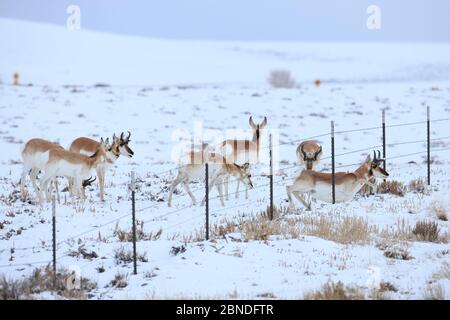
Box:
182, 180, 197, 206
167, 174, 182, 207
20, 165, 31, 198
39, 174, 53, 204
54, 178, 60, 204
224, 176, 229, 201
292, 191, 311, 211
245, 185, 248, 200
235, 179, 240, 199
68, 177, 74, 196
97, 167, 104, 201
215, 178, 225, 207
286, 185, 295, 211
30, 167, 40, 198
201, 173, 222, 206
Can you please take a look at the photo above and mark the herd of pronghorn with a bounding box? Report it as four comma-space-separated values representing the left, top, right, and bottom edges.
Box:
19, 116, 389, 211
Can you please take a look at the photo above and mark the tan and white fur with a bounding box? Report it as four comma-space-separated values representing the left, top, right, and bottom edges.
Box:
39, 139, 111, 203
168, 151, 253, 207
296, 140, 323, 170
220, 116, 267, 200
286, 152, 389, 210
20, 138, 63, 201
68, 132, 133, 201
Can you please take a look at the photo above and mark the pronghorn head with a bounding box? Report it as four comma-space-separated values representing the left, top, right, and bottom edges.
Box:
236, 162, 253, 189
300, 142, 322, 170
249, 116, 267, 142
113, 131, 134, 158
100, 137, 119, 162
364, 150, 389, 180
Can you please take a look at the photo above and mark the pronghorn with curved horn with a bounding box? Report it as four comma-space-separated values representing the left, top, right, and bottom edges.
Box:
220, 116, 267, 199
359, 150, 385, 196
296, 140, 323, 170
286, 151, 388, 210
167, 150, 253, 207
68, 132, 134, 201
20, 138, 64, 201
39, 138, 113, 203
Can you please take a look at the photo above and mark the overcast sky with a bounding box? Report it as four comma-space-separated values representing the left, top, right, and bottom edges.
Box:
1, 0, 449, 41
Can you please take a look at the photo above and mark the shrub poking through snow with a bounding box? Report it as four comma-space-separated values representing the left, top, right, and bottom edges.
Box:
0, 266, 96, 300
110, 272, 128, 289
114, 221, 162, 242
376, 180, 406, 197
114, 246, 147, 265
268, 70, 296, 88
303, 281, 365, 300
408, 178, 427, 194
170, 245, 186, 256
383, 247, 413, 260
412, 220, 440, 243
429, 203, 448, 221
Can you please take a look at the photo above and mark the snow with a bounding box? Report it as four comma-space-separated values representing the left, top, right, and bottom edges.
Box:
0, 18, 449, 300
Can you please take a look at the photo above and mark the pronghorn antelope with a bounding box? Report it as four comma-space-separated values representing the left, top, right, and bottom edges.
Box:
286, 151, 389, 210
296, 140, 323, 170
20, 138, 63, 201
359, 150, 385, 196
167, 152, 253, 207
68, 132, 134, 201
39, 139, 112, 203
220, 116, 267, 199
113, 131, 134, 158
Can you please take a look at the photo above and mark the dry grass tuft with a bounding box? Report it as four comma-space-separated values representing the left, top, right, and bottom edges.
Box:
408, 178, 427, 194
298, 214, 373, 245
303, 281, 365, 300
268, 70, 296, 88
110, 272, 128, 289
429, 203, 448, 221
412, 220, 441, 243
423, 284, 445, 300
114, 246, 147, 265
0, 266, 96, 300
114, 221, 162, 242
376, 180, 406, 197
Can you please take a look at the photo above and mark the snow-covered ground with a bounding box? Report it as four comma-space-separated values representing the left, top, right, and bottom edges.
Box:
0, 18, 449, 299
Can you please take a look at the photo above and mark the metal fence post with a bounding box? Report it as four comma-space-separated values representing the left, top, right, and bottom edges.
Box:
205, 163, 209, 241
52, 196, 56, 286
331, 121, 336, 204
269, 133, 274, 220
427, 106, 431, 186
131, 171, 137, 275
382, 109, 386, 171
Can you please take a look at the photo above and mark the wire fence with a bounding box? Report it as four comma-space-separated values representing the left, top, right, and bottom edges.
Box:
1, 113, 450, 271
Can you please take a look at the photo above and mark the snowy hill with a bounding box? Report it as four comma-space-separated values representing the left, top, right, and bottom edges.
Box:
2, 18, 450, 86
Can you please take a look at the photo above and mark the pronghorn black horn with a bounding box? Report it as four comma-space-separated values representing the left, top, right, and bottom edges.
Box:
126, 131, 131, 141
377, 150, 381, 159
82, 176, 96, 187
373, 150, 377, 161
120, 132, 124, 140
301, 145, 307, 160
314, 145, 322, 160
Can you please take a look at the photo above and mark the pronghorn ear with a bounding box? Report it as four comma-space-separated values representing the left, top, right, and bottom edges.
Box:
249, 116, 256, 129
105, 137, 110, 145
365, 154, 371, 163
260, 116, 267, 128
113, 133, 117, 141
100, 137, 104, 144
